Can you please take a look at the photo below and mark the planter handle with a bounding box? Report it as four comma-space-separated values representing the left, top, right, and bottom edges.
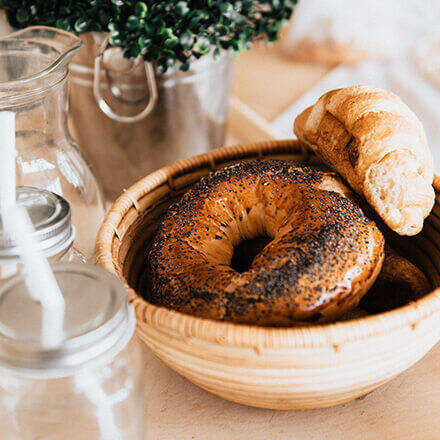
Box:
93, 37, 158, 123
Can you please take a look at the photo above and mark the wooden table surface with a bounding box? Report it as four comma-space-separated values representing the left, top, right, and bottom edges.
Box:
142, 43, 440, 439
232, 41, 329, 122
144, 343, 440, 440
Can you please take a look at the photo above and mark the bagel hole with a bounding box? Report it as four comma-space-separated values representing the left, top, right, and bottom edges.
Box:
230, 235, 272, 273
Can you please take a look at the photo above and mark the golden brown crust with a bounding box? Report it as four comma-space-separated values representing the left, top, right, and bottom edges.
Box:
147, 160, 385, 326
294, 86, 435, 236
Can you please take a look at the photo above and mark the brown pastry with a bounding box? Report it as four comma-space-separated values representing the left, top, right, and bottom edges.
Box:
294, 85, 435, 236
147, 160, 384, 326
360, 246, 431, 313
338, 307, 369, 322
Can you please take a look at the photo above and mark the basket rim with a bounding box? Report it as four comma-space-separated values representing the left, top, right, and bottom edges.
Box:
95, 139, 440, 349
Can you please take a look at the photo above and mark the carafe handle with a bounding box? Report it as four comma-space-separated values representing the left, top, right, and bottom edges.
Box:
93, 36, 158, 124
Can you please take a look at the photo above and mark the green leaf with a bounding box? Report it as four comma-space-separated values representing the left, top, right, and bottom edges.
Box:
219, 2, 233, 15
231, 49, 241, 58
138, 34, 151, 49
0, 0, 298, 70
74, 18, 90, 33
166, 57, 177, 68
126, 15, 140, 30
213, 47, 221, 61
165, 36, 179, 49
109, 35, 123, 46
196, 37, 211, 55
164, 27, 175, 38
180, 30, 195, 50
56, 18, 71, 31
108, 22, 119, 35
16, 7, 29, 24
134, 2, 148, 18
180, 61, 190, 72
176, 1, 189, 16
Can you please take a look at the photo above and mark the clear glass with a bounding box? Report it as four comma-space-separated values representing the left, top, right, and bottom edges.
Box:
0, 337, 146, 440
0, 26, 105, 259
48, 243, 86, 263
0, 243, 86, 281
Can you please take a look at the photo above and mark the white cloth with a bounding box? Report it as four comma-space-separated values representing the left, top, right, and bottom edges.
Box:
277, 0, 440, 171
285, 0, 440, 60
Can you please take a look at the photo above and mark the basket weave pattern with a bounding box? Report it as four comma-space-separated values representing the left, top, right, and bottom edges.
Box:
95, 140, 440, 409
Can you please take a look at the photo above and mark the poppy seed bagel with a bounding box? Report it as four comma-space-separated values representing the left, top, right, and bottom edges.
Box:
147, 160, 384, 326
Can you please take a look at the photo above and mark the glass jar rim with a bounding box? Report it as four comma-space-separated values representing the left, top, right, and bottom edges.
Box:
0, 263, 135, 379
0, 187, 75, 261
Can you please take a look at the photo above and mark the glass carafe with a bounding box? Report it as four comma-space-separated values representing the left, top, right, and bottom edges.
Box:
0, 26, 105, 259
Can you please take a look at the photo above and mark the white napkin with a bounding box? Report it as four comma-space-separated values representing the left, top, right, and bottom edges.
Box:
272, 60, 440, 171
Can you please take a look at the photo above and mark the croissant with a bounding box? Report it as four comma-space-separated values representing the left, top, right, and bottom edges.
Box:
294, 85, 434, 235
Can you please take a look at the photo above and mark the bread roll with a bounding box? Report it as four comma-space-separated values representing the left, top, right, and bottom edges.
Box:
148, 160, 384, 325
294, 85, 434, 235
360, 246, 431, 312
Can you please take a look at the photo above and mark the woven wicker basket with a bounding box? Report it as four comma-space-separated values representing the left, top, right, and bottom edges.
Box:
95, 140, 440, 410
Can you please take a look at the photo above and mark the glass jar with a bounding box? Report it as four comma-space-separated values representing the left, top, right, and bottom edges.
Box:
0, 263, 146, 439
0, 186, 85, 281
0, 26, 105, 259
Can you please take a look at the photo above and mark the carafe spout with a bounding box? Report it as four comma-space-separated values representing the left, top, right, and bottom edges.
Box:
0, 26, 83, 104
2, 25, 83, 70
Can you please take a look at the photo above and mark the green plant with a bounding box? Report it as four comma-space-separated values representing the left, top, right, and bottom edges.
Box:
0, 0, 297, 72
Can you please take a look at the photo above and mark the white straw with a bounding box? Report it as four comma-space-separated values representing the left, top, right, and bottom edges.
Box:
0, 111, 16, 211
75, 370, 124, 440
0, 111, 64, 348
0, 111, 18, 279
2, 206, 65, 349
